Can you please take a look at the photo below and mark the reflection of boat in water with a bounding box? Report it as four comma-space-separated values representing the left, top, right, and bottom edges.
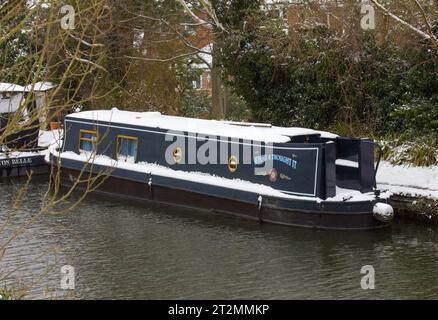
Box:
48, 109, 394, 230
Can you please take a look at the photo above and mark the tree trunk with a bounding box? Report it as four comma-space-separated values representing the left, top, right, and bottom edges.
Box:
211, 44, 228, 119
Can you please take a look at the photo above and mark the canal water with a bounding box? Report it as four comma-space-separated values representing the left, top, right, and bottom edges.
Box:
1, 177, 438, 299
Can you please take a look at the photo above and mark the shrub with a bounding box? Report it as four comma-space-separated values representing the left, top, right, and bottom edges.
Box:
181, 90, 212, 119
381, 134, 438, 167
0, 288, 13, 300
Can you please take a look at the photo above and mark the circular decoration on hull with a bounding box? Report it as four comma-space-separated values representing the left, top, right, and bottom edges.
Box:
228, 155, 238, 173
269, 168, 278, 182
172, 147, 182, 164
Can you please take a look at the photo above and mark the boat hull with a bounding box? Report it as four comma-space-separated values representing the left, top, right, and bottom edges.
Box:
0, 154, 48, 178
55, 163, 389, 231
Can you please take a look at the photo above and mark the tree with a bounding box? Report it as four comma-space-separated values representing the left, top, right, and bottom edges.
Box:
371, 0, 438, 49
0, 0, 118, 297
215, 0, 438, 137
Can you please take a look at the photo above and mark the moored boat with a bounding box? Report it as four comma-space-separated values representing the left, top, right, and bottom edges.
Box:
0, 82, 58, 178
0, 130, 62, 178
48, 108, 394, 230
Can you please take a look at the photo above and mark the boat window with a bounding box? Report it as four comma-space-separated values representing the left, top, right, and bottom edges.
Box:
228, 155, 238, 173
117, 135, 138, 163
79, 129, 98, 153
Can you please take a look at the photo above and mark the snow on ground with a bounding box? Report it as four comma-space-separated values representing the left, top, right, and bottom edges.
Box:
377, 161, 438, 200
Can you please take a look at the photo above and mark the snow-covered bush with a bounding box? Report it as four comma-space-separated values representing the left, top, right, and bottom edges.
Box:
215, 1, 438, 138
382, 135, 438, 167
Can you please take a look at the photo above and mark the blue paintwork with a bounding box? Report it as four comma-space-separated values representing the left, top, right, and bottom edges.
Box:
62, 117, 336, 199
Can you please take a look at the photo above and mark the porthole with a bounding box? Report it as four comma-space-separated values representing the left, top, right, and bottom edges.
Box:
228, 155, 238, 173
173, 147, 182, 164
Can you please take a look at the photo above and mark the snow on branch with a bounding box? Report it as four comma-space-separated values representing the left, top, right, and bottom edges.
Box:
370, 0, 438, 48
176, 0, 227, 33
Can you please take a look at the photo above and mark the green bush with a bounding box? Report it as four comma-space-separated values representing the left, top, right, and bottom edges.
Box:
225, 93, 251, 121
181, 88, 251, 121
391, 98, 438, 134
0, 288, 13, 300
181, 90, 212, 119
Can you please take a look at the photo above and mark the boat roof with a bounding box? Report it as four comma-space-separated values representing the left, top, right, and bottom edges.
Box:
222, 121, 338, 139
67, 109, 337, 143
24, 81, 56, 92
0, 82, 26, 92
1, 81, 56, 93
271, 127, 338, 139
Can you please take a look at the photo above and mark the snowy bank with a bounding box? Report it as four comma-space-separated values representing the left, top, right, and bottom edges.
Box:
377, 161, 438, 200
377, 161, 438, 222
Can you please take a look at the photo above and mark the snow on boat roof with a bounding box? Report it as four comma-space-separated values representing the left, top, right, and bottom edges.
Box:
223, 121, 339, 139
0, 82, 26, 92
24, 81, 56, 92
269, 126, 337, 139
67, 109, 292, 143
67, 109, 338, 143
0, 82, 56, 93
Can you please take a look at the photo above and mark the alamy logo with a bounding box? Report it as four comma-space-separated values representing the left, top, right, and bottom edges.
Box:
360, 2, 375, 31
360, 265, 375, 290
164, 130, 275, 174
60, 265, 75, 290
60, 5, 75, 30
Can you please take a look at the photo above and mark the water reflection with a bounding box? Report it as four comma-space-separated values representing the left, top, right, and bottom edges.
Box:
1, 178, 437, 299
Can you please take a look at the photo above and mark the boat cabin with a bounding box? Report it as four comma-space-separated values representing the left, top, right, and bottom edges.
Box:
0, 82, 55, 150
62, 109, 377, 200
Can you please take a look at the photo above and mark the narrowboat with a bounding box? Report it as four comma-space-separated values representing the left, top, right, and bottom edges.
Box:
0, 124, 62, 178
0, 82, 53, 178
0, 145, 48, 178
48, 108, 394, 230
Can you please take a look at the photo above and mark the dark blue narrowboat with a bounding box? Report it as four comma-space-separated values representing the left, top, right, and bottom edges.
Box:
0, 112, 46, 178
0, 82, 57, 178
48, 109, 394, 230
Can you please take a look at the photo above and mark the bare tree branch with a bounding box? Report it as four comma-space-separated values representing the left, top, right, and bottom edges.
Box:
370, 0, 438, 48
